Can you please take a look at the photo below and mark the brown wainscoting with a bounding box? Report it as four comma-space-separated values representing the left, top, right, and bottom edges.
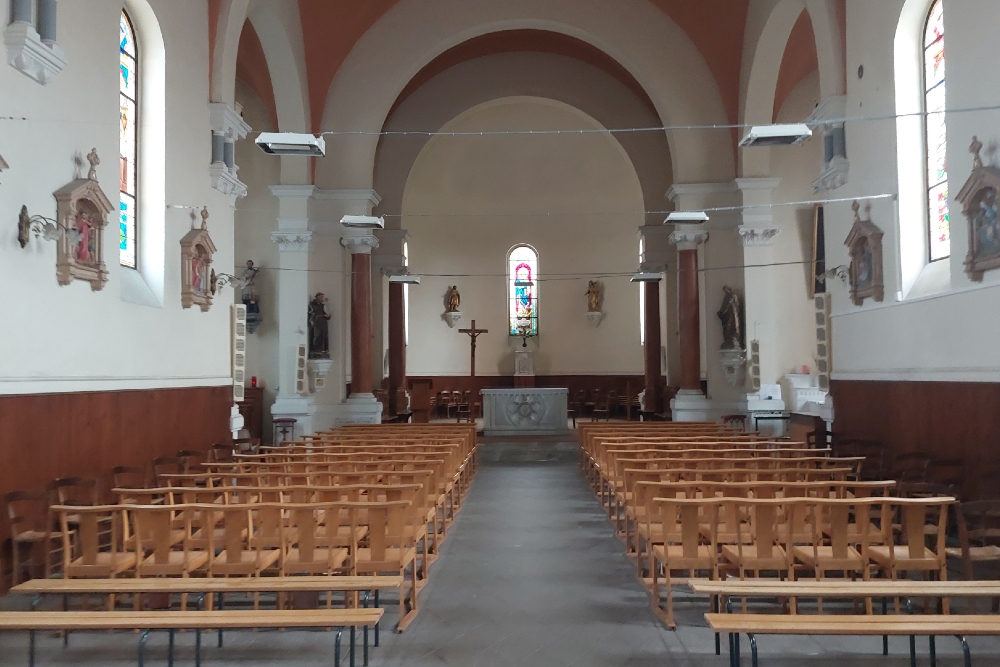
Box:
406, 375, 648, 401
0, 386, 232, 534
830, 379, 1000, 500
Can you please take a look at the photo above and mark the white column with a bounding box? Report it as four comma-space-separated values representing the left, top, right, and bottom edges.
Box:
36, 0, 56, 44
269, 185, 316, 437
10, 0, 32, 24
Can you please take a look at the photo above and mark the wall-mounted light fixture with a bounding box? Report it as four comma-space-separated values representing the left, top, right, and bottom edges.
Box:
17, 204, 80, 248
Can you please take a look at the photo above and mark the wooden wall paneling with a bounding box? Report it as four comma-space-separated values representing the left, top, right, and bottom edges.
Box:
0, 386, 232, 543
830, 380, 1000, 500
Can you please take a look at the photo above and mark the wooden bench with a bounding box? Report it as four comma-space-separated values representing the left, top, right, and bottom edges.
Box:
690, 580, 1000, 667
11, 576, 402, 667
0, 608, 382, 667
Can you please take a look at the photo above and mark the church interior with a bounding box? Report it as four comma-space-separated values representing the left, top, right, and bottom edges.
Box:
3, 0, 1000, 665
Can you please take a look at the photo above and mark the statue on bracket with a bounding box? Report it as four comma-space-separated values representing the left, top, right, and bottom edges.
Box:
957, 136, 1000, 281
445, 285, 461, 313
845, 200, 884, 306
585, 280, 605, 328
308, 292, 332, 359
717, 285, 745, 350
180, 207, 217, 311
443, 285, 462, 328
52, 148, 114, 290
241, 260, 262, 333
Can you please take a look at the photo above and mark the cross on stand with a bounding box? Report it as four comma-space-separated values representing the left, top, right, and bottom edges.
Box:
459, 320, 489, 377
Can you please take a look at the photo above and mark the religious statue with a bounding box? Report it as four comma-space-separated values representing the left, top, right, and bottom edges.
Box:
308, 292, 332, 359
445, 286, 461, 313
241, 260, 260, 312
86, 148, 100, 180
717, 285, 744, 350
586, 280, 602, 312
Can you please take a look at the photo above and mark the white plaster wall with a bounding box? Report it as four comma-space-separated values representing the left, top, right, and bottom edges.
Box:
0, 0, 234, 394
829, 0, 1000, 382
233, 81, 279, 429
767, 72, 824, 379
402, 97, 645, 377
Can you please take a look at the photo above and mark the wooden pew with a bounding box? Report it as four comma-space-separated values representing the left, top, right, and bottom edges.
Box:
692, 580, 1000, 667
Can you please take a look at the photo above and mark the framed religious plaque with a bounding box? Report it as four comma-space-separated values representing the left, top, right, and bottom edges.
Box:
844, 200, 884, 306
957, 137, 1000, 282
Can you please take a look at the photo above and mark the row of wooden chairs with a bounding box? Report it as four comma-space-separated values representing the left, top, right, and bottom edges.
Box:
645, 495, 954, 627
5, 445, 240, 585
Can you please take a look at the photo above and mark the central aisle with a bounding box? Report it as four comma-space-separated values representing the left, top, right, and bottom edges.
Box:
371, 440, 678, 666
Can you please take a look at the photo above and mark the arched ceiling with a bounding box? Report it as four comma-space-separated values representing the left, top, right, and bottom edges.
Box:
388, 30, 657, 119
297, 0, 750, 133
235, 21, 277, 130
774, 10, 819, 120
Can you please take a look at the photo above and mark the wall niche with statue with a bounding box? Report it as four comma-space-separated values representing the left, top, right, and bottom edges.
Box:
180, 207, 217, 311
957, 137, 1000, 282
53, 149, 114, 290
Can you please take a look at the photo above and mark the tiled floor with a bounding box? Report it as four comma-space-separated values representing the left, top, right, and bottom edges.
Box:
3, 439, 999, 666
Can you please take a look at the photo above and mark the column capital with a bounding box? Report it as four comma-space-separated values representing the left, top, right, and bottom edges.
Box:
668, 227, 709, 251
341, 235, 379, 254
271, 231, 314, 253
738, 225, 781, 247
804, 95, 847, 129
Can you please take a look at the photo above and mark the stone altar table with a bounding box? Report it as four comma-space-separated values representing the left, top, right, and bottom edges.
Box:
481, 388, 570, 437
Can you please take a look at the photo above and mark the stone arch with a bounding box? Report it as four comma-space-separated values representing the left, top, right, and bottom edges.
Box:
317, 0, 733, 190
373, 50, 672, 230
209, 0, 249, 106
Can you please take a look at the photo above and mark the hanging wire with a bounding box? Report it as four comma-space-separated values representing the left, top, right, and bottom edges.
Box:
308, 103, 1000, 138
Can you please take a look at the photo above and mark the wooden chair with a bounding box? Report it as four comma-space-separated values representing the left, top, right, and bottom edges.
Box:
947, 500, 1000, 586
4, 491, 60, 583
283, 502, 353, 578
152, 457, 186, 485
53, 504, 136, 610
721, 414, 747, 431
892, 452, 932, 483
455, 391, 472, 423
208, 443, 237, 462
721, 498, 797, 582
354, 499, 421, 630
111, 466, 148, 490
177, 450, 207, 473
794, 498, 884, 612
869, 498, 953, 605
928, 458, 965, 497
49, 477, 100, 508
648, 497, 721, 628
131, 504, 209, 609
591, 391, 611, 421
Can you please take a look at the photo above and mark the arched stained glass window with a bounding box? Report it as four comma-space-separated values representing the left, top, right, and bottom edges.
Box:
924, 0, 949, 261
508, 245, 538, 336
119, 11, 138, 268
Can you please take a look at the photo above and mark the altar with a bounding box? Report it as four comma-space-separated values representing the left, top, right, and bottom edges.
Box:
480, 388, 570, 437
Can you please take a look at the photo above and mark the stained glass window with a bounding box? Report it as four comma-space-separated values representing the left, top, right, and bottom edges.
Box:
924, 0, 949, 262
508, 245, 539, 337
119, 11, 138, 269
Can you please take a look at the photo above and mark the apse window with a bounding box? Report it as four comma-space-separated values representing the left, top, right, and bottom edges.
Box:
508, 245, 539, 337
119, 11, 139, 269
924, 0, 949, 262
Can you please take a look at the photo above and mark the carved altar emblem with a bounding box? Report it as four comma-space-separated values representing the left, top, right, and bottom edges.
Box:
504, 394, 546, 426
845, 201, 884, 306
52, 149, 113, 290
957, 136, 1000, 282
180, 207, 217, 311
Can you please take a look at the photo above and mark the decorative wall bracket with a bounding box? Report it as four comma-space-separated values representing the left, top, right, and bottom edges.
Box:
443, 311, 462, 328
719, 348, 747, 388
4, 21, 66, 84
737, 225, 780, 247
586, 311, 605, 328
307, 358, 334, 392
209, 163, 248, 206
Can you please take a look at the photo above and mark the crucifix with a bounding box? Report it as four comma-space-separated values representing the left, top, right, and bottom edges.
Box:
459, 320, 489, 377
